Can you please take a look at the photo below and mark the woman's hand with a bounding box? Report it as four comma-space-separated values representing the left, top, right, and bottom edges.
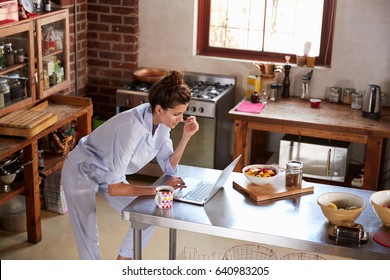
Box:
182, 115, 199, 139
164, 176, 186, 190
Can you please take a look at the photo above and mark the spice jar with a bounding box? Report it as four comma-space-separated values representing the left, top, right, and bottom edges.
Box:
351, 91, 363, 109
9, 73, 22, 102
4, 43, 14, 67
0, 78, 10, 108
285, 160, 303, 188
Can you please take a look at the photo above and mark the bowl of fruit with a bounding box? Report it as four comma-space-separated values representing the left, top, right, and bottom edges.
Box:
370, 190, 390, 227
317, 192, 366, 224
242, 164, 280, 185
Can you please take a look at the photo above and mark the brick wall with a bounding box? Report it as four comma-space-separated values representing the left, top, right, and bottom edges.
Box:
86, 0, 139, 120
57, 0, 139, 120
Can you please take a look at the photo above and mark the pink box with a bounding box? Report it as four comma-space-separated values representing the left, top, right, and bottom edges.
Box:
0, 0, 18, 25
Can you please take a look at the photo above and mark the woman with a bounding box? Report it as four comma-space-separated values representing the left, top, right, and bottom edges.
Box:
61, 70, 199, 260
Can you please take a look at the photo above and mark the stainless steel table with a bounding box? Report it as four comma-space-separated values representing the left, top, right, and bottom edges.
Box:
122, 165, 390, 260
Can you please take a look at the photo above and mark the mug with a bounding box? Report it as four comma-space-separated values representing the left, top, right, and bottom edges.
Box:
155, 186, 174, 209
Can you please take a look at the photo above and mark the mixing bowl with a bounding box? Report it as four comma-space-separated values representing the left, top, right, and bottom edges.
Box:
317, 192, 366, 224
370, 190, 390, 227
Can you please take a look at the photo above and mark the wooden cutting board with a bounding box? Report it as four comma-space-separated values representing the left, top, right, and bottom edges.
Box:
0, 102, 58, 138
233, 173, 314, 202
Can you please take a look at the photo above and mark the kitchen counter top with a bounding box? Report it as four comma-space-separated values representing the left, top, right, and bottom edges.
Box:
229, 97, 390, 190
122, 165, 390, 260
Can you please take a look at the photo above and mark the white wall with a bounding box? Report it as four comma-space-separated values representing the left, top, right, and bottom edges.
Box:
138, 0, 390, 187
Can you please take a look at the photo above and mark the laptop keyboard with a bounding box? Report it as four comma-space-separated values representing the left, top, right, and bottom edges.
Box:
184, 181, 214, 202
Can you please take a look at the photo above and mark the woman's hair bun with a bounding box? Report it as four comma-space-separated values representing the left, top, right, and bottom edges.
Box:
161, 70, 184, 86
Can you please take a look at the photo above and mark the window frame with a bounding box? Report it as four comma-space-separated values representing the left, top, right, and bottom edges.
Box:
197, 0, 336, 66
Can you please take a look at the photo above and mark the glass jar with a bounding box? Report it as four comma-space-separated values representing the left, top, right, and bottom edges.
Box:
42, 26, 56, 55
17, 48, 25, 63
342, 88, 354, 104
4, 43, 14, 67
351, 91, 363, 109
285, 160, 303, 188
9, 73, 22, 102
329, 87, 342, 103
0, 78, 10, 108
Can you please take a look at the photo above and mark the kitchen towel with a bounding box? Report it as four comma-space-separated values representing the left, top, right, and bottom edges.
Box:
235, 100, 265, 114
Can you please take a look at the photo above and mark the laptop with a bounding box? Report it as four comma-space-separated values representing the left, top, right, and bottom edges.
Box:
173, 154, 242, 205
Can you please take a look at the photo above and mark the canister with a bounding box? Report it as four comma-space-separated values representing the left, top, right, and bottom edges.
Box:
285, 160, 303, 188
342, 88, 354, 104
329, 87, 342, 103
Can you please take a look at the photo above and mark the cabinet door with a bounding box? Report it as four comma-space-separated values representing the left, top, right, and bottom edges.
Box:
35, 9, 70, 99
0, 21, 35, 118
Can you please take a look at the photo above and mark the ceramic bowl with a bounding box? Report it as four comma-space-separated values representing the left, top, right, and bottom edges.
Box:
370, 190, 390, 227
242, 164, 280, 185
317, 192, 366, 224
310, 98, 321, 108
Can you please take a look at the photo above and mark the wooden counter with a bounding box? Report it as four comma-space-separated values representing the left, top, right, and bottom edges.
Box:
229, 97, 390, 191
0, 96, 92, 243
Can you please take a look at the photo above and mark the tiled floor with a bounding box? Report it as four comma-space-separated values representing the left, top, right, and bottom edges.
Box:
0, 175, 347, 260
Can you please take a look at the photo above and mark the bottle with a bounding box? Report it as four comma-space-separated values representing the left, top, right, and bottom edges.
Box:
300, 76, 310, 99
260, 89, 268, 104
4, 43, 14, 67
17, 48, 25, 63
282, 64, 291, 98
285, 160, 303, 188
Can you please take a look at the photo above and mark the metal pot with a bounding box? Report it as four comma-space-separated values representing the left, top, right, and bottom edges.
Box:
133, 68, 168, 83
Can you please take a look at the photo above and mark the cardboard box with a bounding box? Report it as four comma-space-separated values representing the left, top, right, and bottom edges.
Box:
0, 0, 18, 25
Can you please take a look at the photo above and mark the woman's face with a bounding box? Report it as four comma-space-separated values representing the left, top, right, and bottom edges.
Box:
155, 103, 188, 129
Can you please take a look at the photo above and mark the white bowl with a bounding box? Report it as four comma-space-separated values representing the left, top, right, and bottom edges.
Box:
317, 192, 366, 224
370, 190, 390, 227
242, 164, 280, 185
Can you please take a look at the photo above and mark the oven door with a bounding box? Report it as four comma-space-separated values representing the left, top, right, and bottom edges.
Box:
170, 116, 215, 169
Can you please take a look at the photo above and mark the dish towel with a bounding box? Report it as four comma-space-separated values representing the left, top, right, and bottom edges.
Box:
235, 100, 266, 114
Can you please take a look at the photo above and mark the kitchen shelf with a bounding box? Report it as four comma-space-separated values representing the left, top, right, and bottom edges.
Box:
0, 95, 92, 243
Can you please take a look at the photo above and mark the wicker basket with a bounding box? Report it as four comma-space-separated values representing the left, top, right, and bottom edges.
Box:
222, 244, 278, 260
176, 247, 223, 260
281, 252, 326, 260
0, 213, 26, 232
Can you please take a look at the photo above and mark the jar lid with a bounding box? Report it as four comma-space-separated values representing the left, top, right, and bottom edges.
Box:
286, 160, 303, 169
8, 73, 19, 78
0, 78, 7, 84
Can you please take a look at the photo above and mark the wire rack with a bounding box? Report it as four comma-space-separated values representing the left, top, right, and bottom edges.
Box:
281, 252, 326, 260
222, 244, 278, 260
176, 247, 223, 260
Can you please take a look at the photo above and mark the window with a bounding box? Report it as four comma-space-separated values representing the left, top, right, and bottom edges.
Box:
197, 0, 336, 66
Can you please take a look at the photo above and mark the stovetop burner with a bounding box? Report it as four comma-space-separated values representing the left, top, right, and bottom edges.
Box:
122, 78, 233, 101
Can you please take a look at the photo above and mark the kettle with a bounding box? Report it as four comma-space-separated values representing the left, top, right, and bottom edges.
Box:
362, 84, 381, 119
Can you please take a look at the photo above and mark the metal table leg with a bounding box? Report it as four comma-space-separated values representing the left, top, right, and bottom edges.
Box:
133, 228, 142, 260
169, 228, 177, 260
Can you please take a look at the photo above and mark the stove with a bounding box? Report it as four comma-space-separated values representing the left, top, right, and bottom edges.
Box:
116, 71, 236, 174
117, 71, 235, 118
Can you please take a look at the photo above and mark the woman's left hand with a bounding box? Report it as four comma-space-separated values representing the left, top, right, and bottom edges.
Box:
183, 115, 199, 139
165, 176, 186, 190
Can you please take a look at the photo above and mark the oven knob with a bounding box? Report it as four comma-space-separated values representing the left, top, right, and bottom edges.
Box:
190, 106, 196, 113
198, 107, 204, 113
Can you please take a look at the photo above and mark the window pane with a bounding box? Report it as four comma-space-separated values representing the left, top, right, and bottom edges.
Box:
209, 0, 265, 51
208, 0, 323, 55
